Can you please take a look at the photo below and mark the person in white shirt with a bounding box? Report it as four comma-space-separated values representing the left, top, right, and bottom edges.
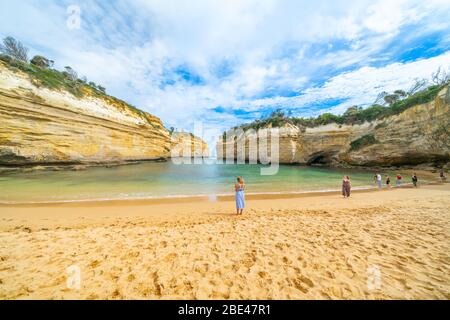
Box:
376, 173, 382, 189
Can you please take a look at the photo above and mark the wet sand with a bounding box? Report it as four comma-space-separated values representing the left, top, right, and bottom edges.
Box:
0, 184, 449, 299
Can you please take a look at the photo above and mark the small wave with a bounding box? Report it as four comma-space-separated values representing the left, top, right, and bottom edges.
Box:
0, 185, 384, 205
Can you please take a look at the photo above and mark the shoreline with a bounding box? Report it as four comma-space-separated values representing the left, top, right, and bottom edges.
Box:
0, 182, 435, 207
0, 185, 378, 206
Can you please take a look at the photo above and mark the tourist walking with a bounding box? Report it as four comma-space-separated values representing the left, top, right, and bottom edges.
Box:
386, 175, 391, 188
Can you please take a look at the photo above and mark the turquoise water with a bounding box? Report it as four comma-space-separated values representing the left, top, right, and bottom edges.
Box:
0, 162, 398, 203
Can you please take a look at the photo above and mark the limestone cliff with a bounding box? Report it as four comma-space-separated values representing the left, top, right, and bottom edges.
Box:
0, 61, 172, 165
171, 132, 210, 158
217, 85, 450, 167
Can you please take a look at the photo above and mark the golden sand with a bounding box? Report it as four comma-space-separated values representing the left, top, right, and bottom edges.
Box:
0, 184, 449, 299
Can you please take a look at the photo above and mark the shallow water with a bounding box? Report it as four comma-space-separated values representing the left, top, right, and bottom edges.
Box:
0, 162, 409, 203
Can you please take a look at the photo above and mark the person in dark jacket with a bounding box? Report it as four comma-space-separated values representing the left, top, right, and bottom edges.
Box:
412, 173, 418, 187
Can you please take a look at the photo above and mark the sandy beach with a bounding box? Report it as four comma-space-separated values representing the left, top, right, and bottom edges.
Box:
0, 184, 449, 300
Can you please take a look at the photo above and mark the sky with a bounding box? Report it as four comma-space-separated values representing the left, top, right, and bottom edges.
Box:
1, 0, 450, 141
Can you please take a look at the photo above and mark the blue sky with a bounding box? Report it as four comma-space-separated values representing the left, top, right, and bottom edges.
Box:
1, 0, 450, 140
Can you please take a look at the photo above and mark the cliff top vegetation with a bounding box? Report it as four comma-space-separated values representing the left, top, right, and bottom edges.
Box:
0, 36, 163, 128
231, 68, 449, 132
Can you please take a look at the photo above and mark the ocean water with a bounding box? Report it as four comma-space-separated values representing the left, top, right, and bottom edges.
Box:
0, 162, 403, 204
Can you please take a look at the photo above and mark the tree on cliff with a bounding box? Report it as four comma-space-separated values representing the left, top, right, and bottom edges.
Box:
0, 37, 115, 100
431, 66, 450, 85
63, 66, 78, 81
373, 91, 388, 105
30, 55, 54, 68
342, 106, 362, 122
0, 36, 28, 62
408, 78, 428, 96
383, 94, 398, 106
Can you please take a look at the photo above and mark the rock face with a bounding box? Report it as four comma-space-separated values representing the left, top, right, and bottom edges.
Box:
0, 62, 172, 165
171, 132, 210, 158
217, 85, 450, 167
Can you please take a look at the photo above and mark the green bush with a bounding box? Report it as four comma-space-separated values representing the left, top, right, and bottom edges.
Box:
0, 54, 13, 64
350, 134, 378, 151
0, 57, 84, 96
381, 84, 443, 118
30, 55, 54, 68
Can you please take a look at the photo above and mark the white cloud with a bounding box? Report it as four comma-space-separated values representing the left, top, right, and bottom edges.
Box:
364, 0, 423, 34
1, 0, 450, 134
259, 52, 450, 116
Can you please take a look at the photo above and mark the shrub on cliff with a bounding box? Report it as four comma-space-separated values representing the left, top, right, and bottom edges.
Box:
30, 55, 54, 68
311, 112, 344, 126
350, 134, 378, 151
381, 84, 444, 118
1, 51, 83, 97
0, 54, 13, 64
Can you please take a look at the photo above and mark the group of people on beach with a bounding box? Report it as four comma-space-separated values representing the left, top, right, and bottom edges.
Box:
343, 170, 448, 199
234, 170, 446, 214
372, 172, 420, 190
373, 173, 406, 189
342, 172, 418, 199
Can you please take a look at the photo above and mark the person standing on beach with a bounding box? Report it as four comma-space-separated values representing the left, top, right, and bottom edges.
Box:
376, 173, 382, 189
386, 175, 391, 188
396, 174, 402, 187
412, 173, 418, 187
235, 176, 245, 215
342, 176, 351, 198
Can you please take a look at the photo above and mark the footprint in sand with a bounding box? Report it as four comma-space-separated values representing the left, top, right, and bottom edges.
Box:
258, 271, 268, 279
299, 275, 314, 287
89, 260, 101, 268
160, 241, 168, 248
152, 272, 163, 296
292, 275, 314, 294
282, 256, 292, 265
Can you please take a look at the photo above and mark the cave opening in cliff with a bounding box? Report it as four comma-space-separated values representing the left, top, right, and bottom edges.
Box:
307, 152, 335, 166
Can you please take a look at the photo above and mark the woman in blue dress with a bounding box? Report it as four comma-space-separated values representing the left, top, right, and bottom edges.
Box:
235, 176, 245, 215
